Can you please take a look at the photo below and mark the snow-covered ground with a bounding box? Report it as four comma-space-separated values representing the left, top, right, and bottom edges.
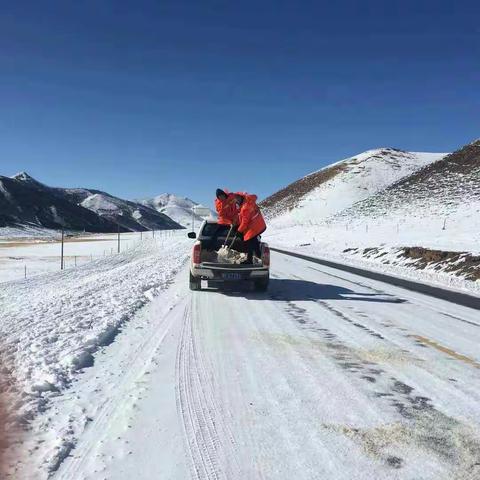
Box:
7, 251, 477, 479
0, 231, 191, 477
264, 215, 480, 296
2, 241, 480, 479
0, 231, 167, 283
0, 225, 60, 240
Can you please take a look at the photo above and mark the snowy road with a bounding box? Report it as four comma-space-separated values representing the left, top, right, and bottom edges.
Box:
55, 252, 480, 480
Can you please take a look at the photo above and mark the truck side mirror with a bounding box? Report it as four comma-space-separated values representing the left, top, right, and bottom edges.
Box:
188, 232, 197, 239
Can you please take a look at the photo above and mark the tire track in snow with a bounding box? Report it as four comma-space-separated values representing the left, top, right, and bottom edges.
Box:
55, 291, 186, 480
176, 299, 239, 480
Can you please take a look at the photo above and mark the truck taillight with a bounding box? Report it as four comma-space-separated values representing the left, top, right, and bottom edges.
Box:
262, 245, 270, 267
193, 243, 201, 264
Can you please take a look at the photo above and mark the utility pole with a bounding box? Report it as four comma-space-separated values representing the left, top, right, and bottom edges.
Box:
117, 224, 121, 253
61, 228, 65, 270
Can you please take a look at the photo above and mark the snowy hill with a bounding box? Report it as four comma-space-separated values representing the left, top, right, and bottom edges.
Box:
263, 140, 480, 286
261, 148, 446, 227
0, 173, 182, 234
140, 193, 215, 228
333, 139, 480, 225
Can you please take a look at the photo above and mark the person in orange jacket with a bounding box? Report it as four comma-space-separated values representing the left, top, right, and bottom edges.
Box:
235, 192, 267, 264
215, 188, 239, 226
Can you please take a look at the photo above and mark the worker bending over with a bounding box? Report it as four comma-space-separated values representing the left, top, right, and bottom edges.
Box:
235, 193, 267, 264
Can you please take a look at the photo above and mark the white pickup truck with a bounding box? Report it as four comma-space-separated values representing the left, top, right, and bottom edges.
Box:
188, 220, 270, 291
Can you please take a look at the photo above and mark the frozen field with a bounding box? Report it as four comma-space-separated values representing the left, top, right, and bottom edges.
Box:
0, 230, 177, 283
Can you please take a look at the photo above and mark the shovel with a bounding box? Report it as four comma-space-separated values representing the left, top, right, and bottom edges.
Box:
217, 225, 238, 261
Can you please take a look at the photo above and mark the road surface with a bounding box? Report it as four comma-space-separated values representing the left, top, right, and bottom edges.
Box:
56, 252, 480, 480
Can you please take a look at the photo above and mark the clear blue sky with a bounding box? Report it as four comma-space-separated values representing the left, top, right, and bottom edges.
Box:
1, 1, 479, 207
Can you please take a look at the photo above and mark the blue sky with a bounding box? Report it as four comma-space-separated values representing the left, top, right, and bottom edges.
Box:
1, 0, 479, 207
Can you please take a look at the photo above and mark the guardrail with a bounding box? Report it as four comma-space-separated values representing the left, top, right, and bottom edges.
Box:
270, 247, 480, 311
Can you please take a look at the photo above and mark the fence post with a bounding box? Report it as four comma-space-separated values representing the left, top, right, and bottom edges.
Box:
117, 224, 121, 253
24, 265, 27, 279
61, 228, 65, 270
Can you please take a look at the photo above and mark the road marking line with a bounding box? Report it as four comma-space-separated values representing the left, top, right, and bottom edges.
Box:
412, 335, 480, 369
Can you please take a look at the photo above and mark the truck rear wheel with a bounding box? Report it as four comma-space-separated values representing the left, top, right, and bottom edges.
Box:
254, 278, 269, 292
189, 272, 201, 291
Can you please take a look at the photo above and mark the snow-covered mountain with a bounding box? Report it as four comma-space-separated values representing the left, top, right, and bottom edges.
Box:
261, 148, 446, 226
0, 173, 119, 233
0, 173, 182, 233
333, 139, 480, 225
57, 188, 182, 231
140, 193, 215, 228
262, 140, 480, 284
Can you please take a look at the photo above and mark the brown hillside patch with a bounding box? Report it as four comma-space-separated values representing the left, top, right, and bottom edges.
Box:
347, 245, 480, 281
401, 247, 480, 281
384, 139, 480, 193
261, 162, 349, 212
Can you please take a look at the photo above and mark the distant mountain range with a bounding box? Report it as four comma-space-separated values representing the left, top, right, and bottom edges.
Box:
0, 173, 183, 233
139, 193, 215, 228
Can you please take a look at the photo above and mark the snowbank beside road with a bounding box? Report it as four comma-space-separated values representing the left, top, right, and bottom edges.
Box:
264, 222, 480, 296
0, 234, 190, 470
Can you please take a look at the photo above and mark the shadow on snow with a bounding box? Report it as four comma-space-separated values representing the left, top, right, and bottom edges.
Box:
219, 278, 406, 304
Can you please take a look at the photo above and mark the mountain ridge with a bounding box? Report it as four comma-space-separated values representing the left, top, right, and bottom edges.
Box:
139, 193, 215, 227
260, 147, 447, 224
0, 174, 183, 233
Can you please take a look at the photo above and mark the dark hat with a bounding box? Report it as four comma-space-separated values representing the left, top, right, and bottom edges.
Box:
216, 188, 227, 198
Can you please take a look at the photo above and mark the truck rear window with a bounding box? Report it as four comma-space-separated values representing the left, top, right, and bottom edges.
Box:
201, 223, 231, 237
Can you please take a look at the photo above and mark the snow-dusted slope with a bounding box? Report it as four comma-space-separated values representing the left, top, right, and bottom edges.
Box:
0, 172, 182, 233
263, 140, 480, 286
334, 139, 480, 225
140, 193, 215, 228
0, 173, 119, 233
60, 188, 183, 231
261, 148, 446, 227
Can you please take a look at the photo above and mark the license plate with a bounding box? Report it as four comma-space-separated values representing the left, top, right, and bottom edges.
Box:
201, 280, 209, 289
222, 273, 241, 280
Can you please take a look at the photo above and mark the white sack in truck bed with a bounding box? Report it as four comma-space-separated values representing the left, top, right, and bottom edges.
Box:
216, 248, 248, 264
